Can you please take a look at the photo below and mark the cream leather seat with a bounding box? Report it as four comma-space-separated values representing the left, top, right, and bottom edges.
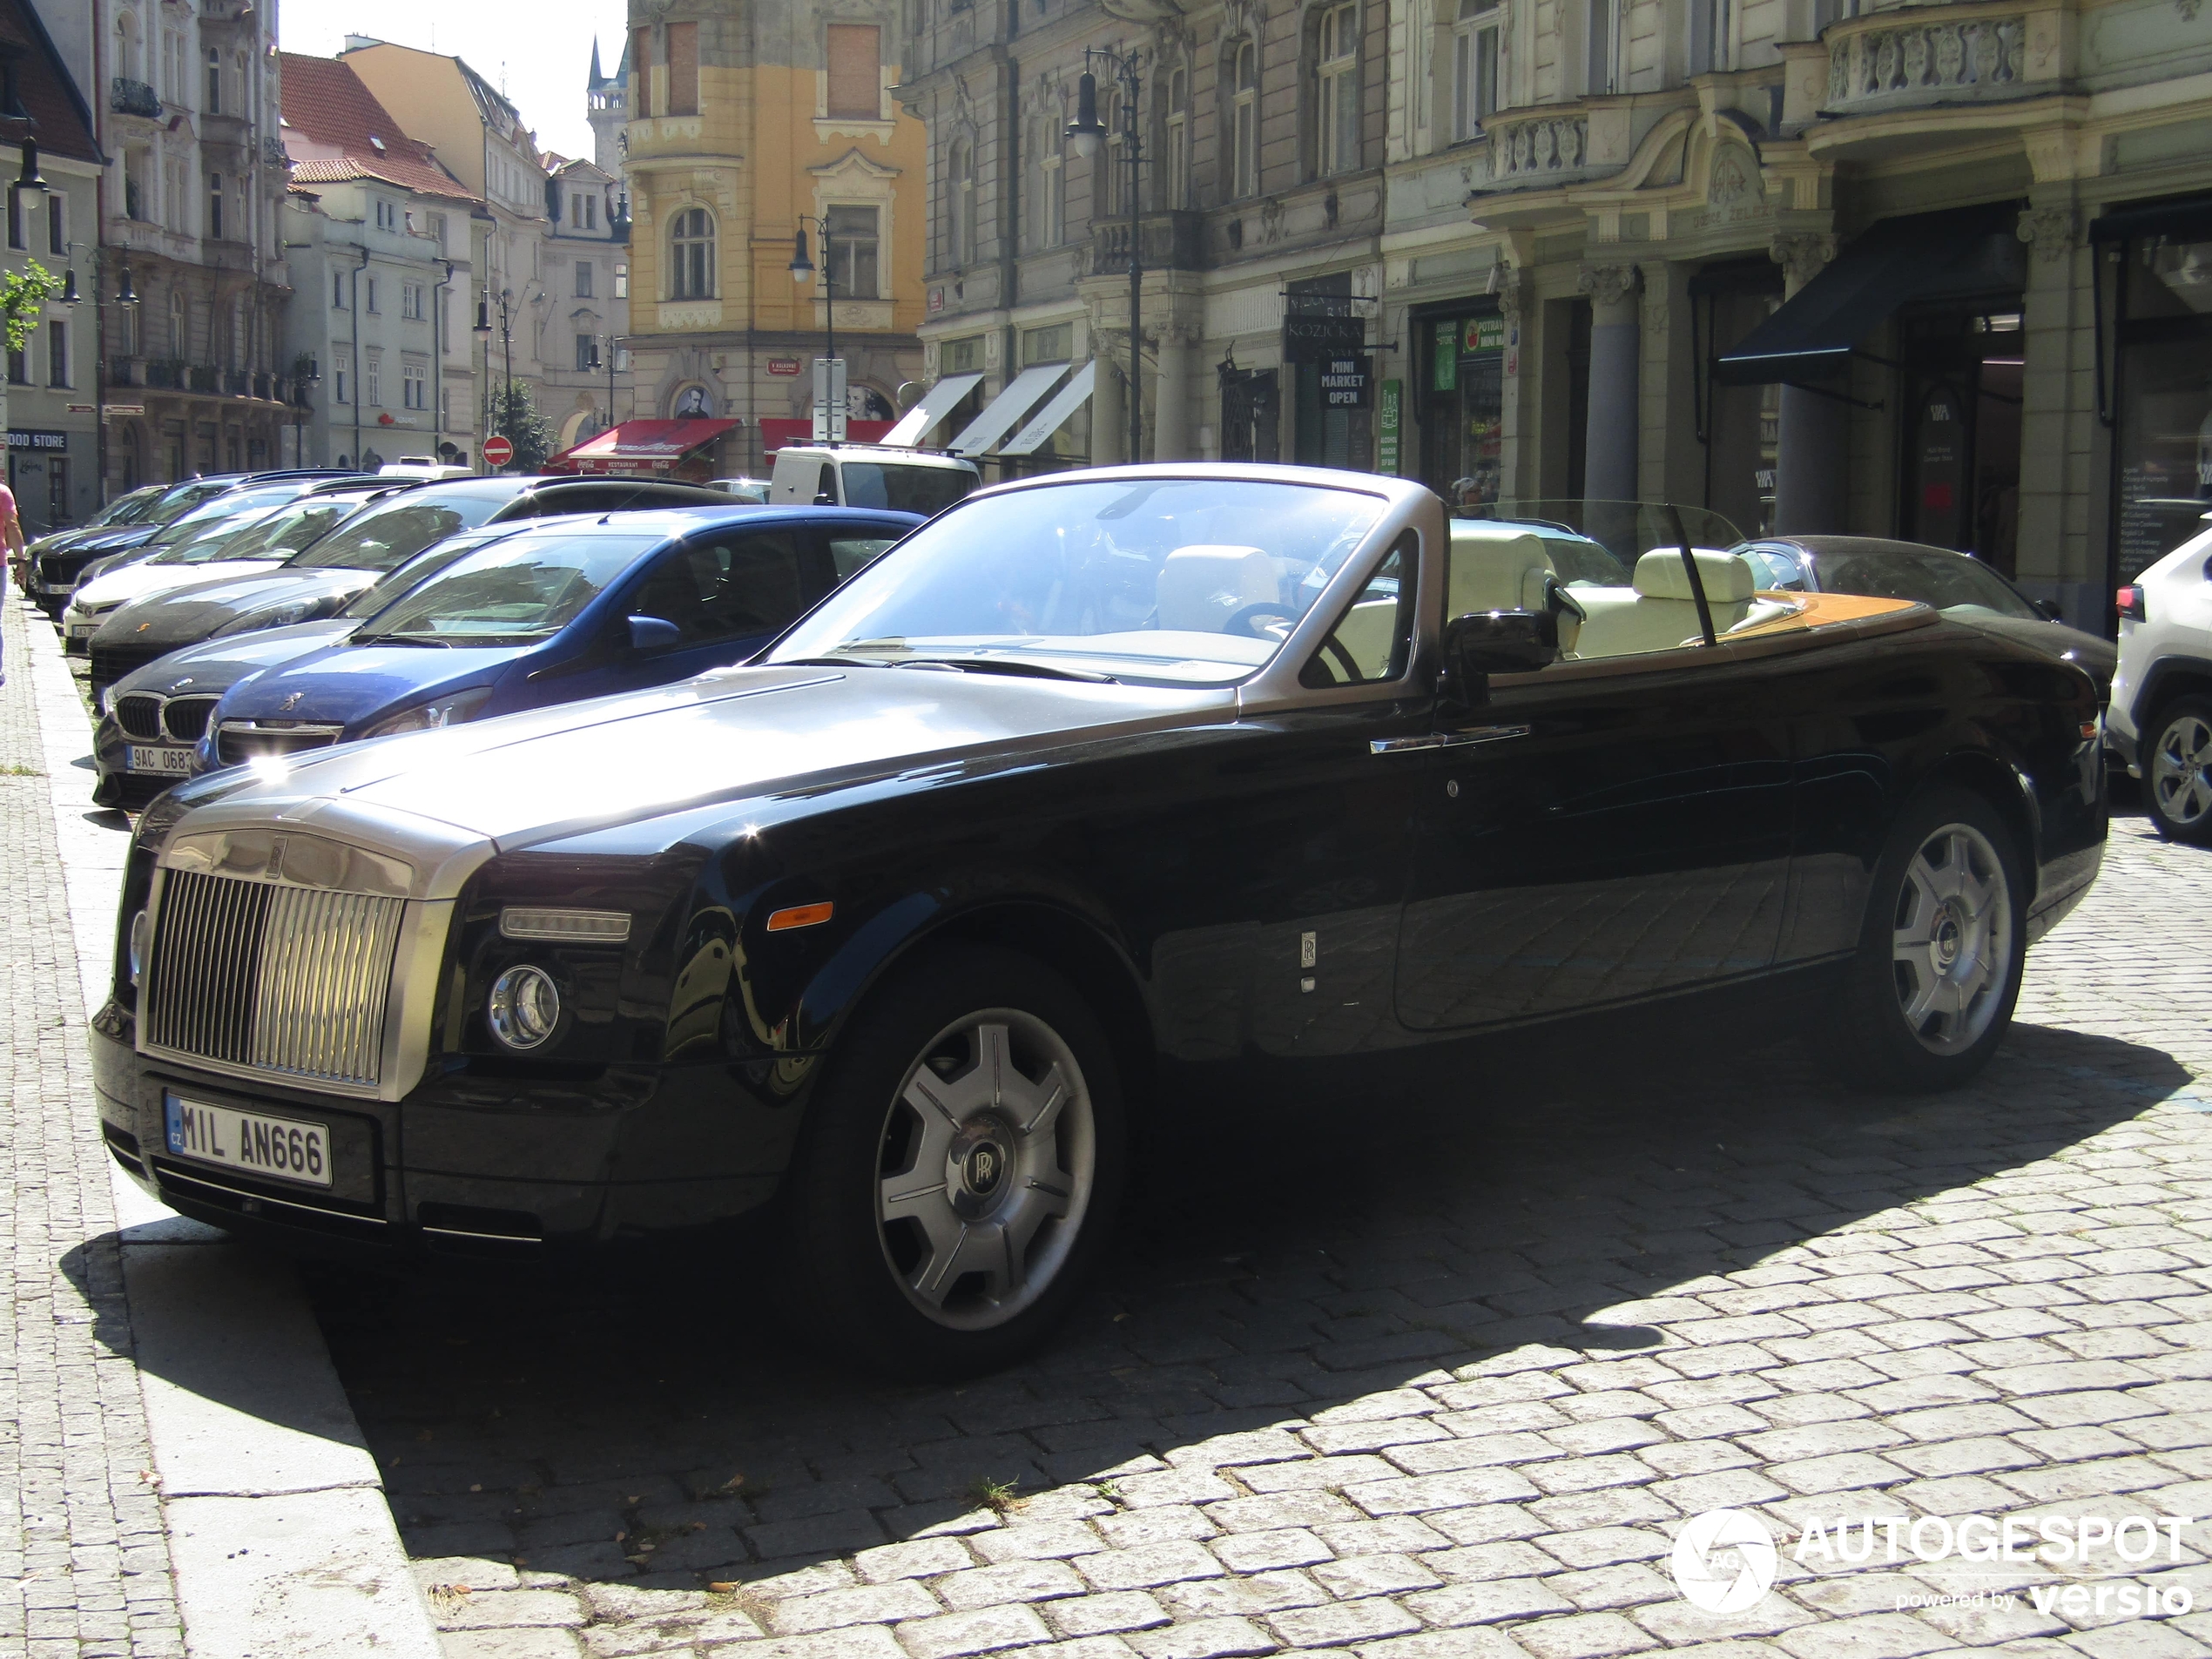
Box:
1444, 524, 1575, 655
1155, 544, 1278, 634
1566, 550, 1759, 660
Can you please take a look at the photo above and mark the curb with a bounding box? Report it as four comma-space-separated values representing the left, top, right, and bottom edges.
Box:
22, 600, 446, 1659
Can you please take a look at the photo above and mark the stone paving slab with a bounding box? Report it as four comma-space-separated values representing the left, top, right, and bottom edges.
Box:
302, 786, 2212, 1658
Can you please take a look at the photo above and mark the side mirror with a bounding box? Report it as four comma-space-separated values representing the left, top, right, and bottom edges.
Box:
2035, 598, 2063, 622
813, 491, 837, 507
1441, 609, 1559, 706
628, 615, 683, 651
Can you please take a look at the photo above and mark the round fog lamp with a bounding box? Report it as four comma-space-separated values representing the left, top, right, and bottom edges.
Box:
487, 966, 561, 1049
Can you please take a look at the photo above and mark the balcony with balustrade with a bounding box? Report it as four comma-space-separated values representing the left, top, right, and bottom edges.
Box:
1089, 212, 1205, 276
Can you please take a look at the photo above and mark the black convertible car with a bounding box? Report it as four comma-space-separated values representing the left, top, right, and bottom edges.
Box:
92, 465, 2105, 1375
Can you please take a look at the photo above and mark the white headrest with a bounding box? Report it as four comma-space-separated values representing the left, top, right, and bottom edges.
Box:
1156, 544, 1278, 633
1447, 526, 1554, 617
1634, 549, 1757, 604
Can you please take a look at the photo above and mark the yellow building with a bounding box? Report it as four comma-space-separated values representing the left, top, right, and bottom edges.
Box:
623, 3, 927, 467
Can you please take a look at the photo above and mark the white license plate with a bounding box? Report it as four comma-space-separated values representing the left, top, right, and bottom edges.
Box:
68, 618, 99, 637
163, 1092, 333, 1189
127, 745, 193, 775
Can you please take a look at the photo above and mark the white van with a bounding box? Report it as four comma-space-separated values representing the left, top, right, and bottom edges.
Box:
767, 444, 980, 516
380, 458, 474, 481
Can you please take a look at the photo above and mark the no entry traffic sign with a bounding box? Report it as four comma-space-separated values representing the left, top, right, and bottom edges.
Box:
482, 435, 515, 467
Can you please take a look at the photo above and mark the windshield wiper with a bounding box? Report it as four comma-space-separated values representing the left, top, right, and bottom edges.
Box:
349, 634, 454, 648
894, 657, 1116, 684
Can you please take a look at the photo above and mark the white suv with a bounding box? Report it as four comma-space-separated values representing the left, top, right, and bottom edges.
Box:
2112, 516, 2212, 841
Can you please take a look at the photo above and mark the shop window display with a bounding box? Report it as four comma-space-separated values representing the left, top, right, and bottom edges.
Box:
2113, 233, 2212, 583
1420, 310, 1504, 507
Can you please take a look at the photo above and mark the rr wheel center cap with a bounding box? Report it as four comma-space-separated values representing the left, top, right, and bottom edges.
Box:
947, 1120, 1017, 1219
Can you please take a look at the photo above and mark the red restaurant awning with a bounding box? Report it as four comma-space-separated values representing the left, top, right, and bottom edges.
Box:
543, 418, 738, 475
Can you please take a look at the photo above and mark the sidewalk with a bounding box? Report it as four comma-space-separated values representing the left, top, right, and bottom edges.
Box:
1, 594, 443, 1659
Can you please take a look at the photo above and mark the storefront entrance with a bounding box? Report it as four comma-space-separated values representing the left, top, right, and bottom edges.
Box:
1896, 305, 2025, 574
1285, 275, 1373, 471
1692, 262, 1783, 538
2098, 193, 2212, 586
1417, 303, 1505, 507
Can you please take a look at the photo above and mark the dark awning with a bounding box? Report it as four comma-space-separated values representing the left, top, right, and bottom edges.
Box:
2089, 193, 2212, 246
1713, 204, 2026, 386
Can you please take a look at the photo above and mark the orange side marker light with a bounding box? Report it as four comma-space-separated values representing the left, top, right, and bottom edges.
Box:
766, 902, 835, 932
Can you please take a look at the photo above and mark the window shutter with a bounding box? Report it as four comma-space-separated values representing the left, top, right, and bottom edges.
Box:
826, 25, 880, 118
668, 23, 698, 116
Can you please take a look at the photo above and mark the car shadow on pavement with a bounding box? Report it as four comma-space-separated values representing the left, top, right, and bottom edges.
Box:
287, 1013, 2183, 1593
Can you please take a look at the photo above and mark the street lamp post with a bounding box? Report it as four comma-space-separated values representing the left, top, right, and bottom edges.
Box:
1067, 49, 1145, 465
586, 334, 626, 435
786, 216, 839, 367
475, 287, 517, 470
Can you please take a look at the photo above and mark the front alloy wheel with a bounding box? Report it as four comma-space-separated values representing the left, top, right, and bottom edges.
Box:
2148, 698, 2212, 844
877, 1011, 1096, 1331
1891, 822, 2013, 1055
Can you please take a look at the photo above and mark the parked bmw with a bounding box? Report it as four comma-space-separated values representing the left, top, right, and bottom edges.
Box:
91, 525, 525, 811
194, 504, 917, 772
86, 477, 740, 693
15, 484, 164, 590
99, 465, 2104, 1377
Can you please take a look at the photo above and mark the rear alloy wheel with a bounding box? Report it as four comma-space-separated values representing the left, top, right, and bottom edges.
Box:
2146, 697, 2212, 844
782, 945, 1125, 1377
1816, 787, 2026, 1093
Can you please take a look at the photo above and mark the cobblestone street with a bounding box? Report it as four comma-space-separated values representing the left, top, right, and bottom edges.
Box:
303, 799, 2212, 1659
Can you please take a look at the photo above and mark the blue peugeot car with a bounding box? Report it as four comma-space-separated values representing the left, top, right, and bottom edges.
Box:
195, 505, 917, 773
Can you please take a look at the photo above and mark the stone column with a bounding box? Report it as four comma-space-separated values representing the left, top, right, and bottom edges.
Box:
1770, 232, 1845, 535
1090, 340, 1125, 466
1153, 327, 1193, 462
1495, 260, 1526, 501
2014, 201, 2086, 620
1578, 264, 1641, 503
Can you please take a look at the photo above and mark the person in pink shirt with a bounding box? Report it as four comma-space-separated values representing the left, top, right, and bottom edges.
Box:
0, 480, 20, 685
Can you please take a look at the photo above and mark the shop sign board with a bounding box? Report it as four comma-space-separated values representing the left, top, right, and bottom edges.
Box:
1318, 354, 1372, 410
1284, 314, 1366, 363
5, 429, 67, 451
767, 358, 802, 376
1378, 380, 1402, 475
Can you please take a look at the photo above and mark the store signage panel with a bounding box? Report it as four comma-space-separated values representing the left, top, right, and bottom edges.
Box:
6, 429, 67, 451
1285, 314, 1366, 362
1319, 355, 1372, 409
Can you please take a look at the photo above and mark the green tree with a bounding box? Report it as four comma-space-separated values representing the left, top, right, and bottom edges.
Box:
1, 261, 63, 355
488, 380, 558, 472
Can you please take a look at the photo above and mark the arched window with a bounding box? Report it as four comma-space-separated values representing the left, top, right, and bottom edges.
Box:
669, 207, 715, 300
1163, 65, 1190, 210
1101, 85, 1128, 218
115, 9, 142, 86
1035, 115, 1066, 248
1230, 42, 1258, 199
1453, 0, 1501, 140
947, 138, 975, 266
205, 45, 222, 114
1314, 3, 1360, 178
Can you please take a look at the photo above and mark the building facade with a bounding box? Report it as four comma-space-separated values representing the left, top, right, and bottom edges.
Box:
3, 0, 103, 534
620, 0, 929, 469
277, 54, 480, 471
906, 0, 2212, 624
541, 151, 632, 451
97, 0, 299, 493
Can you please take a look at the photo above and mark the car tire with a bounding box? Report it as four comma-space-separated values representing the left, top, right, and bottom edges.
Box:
1816, 786, 2027, 1094
778, 943, 1127, 1379
2144, 696, 2212, 845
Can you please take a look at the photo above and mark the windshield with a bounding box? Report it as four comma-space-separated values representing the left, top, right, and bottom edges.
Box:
154, 496, 375, 566
769, 478, 1385, 684
352, 531, 664, 646
144, 506, 292, 565
841, 463, 974, 516
1810, 546, 2042, 620
143, 480, 245, 528
287, 492, 508, 573
337, 530, 518, 620
150, 484, 313, 546
90, 488, 161, 529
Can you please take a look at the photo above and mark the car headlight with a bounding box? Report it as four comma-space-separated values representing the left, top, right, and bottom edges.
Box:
487, 966, 561, 1049
212, 597, 331, 637
361, 685, 493, 740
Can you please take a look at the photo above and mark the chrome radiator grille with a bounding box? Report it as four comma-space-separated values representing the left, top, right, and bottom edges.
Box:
145, 869, 406, 1087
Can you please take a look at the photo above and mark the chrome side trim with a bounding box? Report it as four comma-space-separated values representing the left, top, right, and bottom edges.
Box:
421, 1225, 543, 1244
380, 900, 455, 1102
152, 1162, 388, 1227
1370, 725, 1533, 754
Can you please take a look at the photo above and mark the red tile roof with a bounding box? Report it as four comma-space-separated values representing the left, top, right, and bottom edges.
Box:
0, 0, 99, 165
279, 54, 481, 205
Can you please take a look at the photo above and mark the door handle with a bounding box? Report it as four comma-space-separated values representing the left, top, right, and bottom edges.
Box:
1370, 725, 1531, 755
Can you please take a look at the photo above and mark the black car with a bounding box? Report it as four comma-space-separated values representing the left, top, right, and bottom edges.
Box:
1736, 535, 2116, 703
84, 477, 736, 698
95, 466, 2104, 1377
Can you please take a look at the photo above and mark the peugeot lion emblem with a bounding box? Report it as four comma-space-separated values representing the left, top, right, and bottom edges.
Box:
279, 691, 305, 712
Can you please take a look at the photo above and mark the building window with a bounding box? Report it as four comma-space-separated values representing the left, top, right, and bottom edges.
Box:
366, 276, 379, 314
615, 263, 629, 298
5, 347, 24, 384
426, 212, 447, 251
402, 281, 424, 319
1021, 322, 1073, 366
402, 359, 428, 409
576, 260, 594, 298
1587, 0, 1616, 94
45, 192, 63, 256
1689, 0, 1730, 74
577, 333, 598, 371
374, 199, 398, 231
333, 270, 346, 307
826, 24, 881, 118
1453, 0, 1501, 140
668, 21, 698, 116
207, 172, 223, 239
947, 138, 974, 266
1231, 42, 1258, 199
365, 351, 381, 406
1163, 66, 1190, 210
46, 320, 66, 387
826, 205, 880, 300
1038, 118, 1066, 247
577, 194, 597, 231
4, 186, 18, 251
669, 206, 715, 299
1101, 86, 1128, 217
334, 364, 349, 402
1315, 3, 1360, 179
205, 45, 221, 113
